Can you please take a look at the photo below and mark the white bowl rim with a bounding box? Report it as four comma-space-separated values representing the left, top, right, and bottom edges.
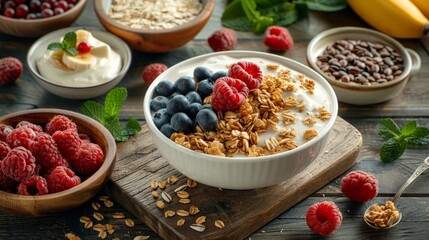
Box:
307, 26, 412, 90
0, 108, 116, 200
26, 26, 132, 90
93, 0, 216, 34
143, 50, 339, 164
0, 0, 87, 23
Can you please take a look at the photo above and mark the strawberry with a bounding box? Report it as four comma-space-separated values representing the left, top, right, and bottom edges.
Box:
341, 170, 378, 202
0, 57, 23, 84
211, 77, 249, 111
227, 61, 263, 90
142, 63, 168, 85
306, 201, 343, 235
264, 26, 294, 52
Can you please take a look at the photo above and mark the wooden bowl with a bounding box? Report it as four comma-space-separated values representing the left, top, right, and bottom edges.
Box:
0, 0, 87, 38
94, 0, 216, 53
0, 109, 116, 216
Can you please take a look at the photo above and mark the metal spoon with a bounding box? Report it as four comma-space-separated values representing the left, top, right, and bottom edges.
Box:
364, 155, 429, 229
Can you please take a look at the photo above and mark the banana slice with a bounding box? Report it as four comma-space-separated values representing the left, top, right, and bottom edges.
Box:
90, 43, 111, 59
75, 29, 96, 46
62, 52, 96, 71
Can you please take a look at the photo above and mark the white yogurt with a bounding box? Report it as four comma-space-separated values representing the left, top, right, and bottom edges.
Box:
36, 31, 122, 88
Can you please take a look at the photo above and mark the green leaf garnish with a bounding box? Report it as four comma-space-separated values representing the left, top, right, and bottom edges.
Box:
81, 87, 142, 142
47, 31, 78, 56
377, 118, 429, 162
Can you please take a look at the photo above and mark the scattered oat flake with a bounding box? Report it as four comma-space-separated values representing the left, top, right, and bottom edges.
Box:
177, 219, 185, 227
167, 175, 178, 184
125, 218, 135, 227
151, 180, 159, 190
112, 212, 126, 219
196, 216, 206, 224
190, 223, 206, 232
164, 210, 176, 218
104, 200, 114, 207
65, 232, 82, 240
134, 236, 150, 240
161, 191, 172, 203
84, 221, 93, 229
80, 216, 91, 223
159, 180, 167, 189
98, 196, 110, 201
179, 198, 191, 204
93, 212, 105, 221
98, 230, 108, 239
156, 200, 165, 209
176, 209, 190, 217
151, 190, 159, 198
215, 220, 225, 229
92, 202, 101, 210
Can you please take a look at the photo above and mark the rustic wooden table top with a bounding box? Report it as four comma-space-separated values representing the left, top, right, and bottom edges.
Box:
1, 1, 429, 239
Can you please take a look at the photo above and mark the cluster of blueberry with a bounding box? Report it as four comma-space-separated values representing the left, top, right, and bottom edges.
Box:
150, 66, 227, 138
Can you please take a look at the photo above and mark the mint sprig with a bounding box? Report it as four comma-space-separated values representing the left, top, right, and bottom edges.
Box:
377, 118, 429, 163
47, 31, 78, 56
81, 87, 142, 142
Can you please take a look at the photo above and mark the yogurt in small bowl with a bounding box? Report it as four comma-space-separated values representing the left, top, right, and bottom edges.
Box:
143, 51, 338, 189
27, 27, 131, 99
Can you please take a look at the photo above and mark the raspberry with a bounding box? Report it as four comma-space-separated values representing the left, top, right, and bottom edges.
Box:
6, 126, 37, 149
17, 175, 49, 195
70, 142, 104, 176
30, 133, 70, 174
0, 162, 18, 193
16, 121, 43, 133
227, 61, 263, 90
341, 170, 378, 202
208, 28, 237, 52
211, 77, 249, 111
45, 115, 77, 135
306, 201, 343, 235
0, 141, 11, 159
264, 26, 294, 51
52, 128, 82, 161
0, 57, 23, 84
142, 63, 168, 85
78, 133, 92, 143
46, 166, 81, 193
1, 146, 36, 182
0, 124, 14, 141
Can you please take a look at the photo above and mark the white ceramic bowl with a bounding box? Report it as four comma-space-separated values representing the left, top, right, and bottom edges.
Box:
27, 27, 132, 99
143, 51, 338, 190
307, 27, 421, 105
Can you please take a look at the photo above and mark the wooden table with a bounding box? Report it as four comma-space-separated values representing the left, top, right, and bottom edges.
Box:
1, 1, 429, 239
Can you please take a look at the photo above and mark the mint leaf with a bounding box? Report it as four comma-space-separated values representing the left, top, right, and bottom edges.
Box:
380, 138, 407, 163
408, 127, 429, 145
401, 120, 417, 137
306, 0, 347, 12
81, 87, 142, 142
377, 118, 401, 140
63, 32, 77, 50
47, 42, 64, 51
105, 87, 127, 117
81, 100, 106, 124
47, 31, 78, 56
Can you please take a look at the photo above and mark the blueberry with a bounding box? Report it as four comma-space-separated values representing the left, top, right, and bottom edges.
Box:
174, 76, 196, 95
195, 109, 218, 132
150, 96, 169, 112
186, 91, 202, 104
169, 92, 179, 99
210, 71, 227, 82
153, 108, 170, 129
171, 112, 193, 134
167, 94, 190, 115
155, 80, 175, 97
193, 66, 213, 82
160, 123, 176, 138
201, 104, 214, 111
188, 102, 202, 119
197, 79, 214, 99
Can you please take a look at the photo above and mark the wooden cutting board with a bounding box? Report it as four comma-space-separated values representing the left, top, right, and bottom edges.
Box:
104, 117, 362, 240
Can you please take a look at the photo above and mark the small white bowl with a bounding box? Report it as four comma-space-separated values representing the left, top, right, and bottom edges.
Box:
143, 51, 338, 190
27, 27, 131, 99
307, 27, 421, 105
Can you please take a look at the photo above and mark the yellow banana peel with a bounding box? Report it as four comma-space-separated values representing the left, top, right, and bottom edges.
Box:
410, 0, 429, 20
347, 0, 429, 38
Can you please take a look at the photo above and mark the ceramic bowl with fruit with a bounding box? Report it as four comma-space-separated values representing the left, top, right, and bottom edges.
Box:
27, 27, 131, 99
93, 0, 216, 52
143, 51, 338, 190
0, 108, 116, 216
0, 0, 87, 38
307, 27, 421, 105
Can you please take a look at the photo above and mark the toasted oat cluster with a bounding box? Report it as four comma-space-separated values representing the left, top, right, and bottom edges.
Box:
170, 65, 331, 157
108, 0, 203, 30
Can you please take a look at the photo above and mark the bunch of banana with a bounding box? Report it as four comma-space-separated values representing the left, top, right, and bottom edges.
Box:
347, 0, 429, 39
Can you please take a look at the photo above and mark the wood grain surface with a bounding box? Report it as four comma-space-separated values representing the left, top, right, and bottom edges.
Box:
104, 117, 361, 240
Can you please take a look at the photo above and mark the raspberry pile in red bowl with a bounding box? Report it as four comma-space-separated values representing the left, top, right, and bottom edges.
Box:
0, 115, 104, 195
0, 0, 79, 19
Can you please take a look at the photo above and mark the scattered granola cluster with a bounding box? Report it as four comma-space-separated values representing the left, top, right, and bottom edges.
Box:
171, 64, 331, 157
